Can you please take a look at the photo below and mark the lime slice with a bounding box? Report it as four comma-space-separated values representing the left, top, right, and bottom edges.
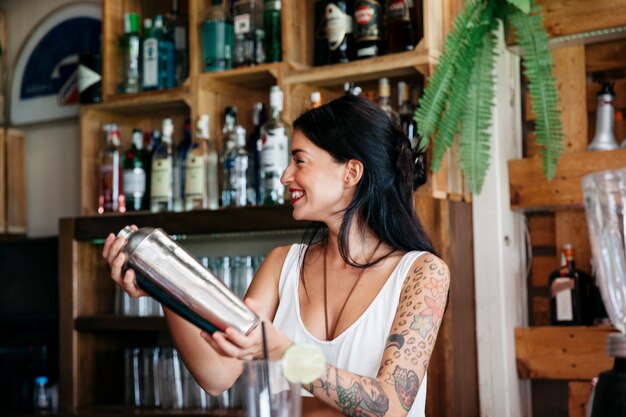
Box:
281, 343, 326, 384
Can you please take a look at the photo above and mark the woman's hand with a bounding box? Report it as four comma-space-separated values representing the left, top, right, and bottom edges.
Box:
200, 298, 293, 361
102, 225, 147, 298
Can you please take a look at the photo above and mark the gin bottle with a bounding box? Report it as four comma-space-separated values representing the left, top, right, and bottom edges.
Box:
201, 0, 234, 72
185, 115, 219, 210
221, 125, 249, 207
119, 12, 141, 93
260, 85, 289, 205
263, 0, 281, 63
151, 119, 177, 212
123, 128, 147, 211
233, 0, 265, 67
98, 124, 125, 214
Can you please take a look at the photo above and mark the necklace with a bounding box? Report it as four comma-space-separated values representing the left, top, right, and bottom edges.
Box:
322, 240, 382, 341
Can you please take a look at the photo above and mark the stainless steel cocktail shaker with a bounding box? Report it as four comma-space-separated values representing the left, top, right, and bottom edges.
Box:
117, 226, 260, 335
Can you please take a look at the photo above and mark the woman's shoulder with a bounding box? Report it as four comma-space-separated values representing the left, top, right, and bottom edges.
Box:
405, 252, 450, 285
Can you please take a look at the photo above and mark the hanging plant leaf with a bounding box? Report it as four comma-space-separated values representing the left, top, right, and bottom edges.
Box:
459, 30, 497, 194
415, 0, 486, 143
506, 0, 531, 14
508, 5, 563, 180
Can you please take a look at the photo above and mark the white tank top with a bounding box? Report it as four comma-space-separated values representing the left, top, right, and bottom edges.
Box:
273, 244, 427, 417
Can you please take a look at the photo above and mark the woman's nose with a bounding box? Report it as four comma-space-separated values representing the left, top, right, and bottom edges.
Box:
281, 160, 294, 185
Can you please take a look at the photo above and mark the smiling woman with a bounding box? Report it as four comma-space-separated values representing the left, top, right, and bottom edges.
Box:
103, 94, 448, 417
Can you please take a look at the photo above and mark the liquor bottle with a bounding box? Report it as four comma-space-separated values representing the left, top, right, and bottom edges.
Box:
142, 130, 156, 209
143, 15, 175, 90
201, 0, 234, 72
233, 0, 265, 67
123, 128, 147, 211
398, 81, 417, 148
178, 118, 193, 210
248, 102, 266, 205
260, 85, 289, 205
386, 0, 414, 53
549, 244, 593, 326
263, 0, 281, 63
98, 124, 125, 214
167, 0, 189, 86
354, 0, 384, 59
378, 78, 400, 125
221, 125, 249, 207
142, 18, 158, 90
310, 91, 322, 108
326, 0, 354, 64
313, 0, 328, 66
410, 0, 424, 46
588, 82, 619, 151
185, 115, 219, 210
151, 119, 177, 212
156, 15, 176, 89
119, 12, 141, 93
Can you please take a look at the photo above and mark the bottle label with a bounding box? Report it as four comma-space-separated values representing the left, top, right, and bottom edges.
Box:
78, 63, 102, 93
185, 155, 206, 197
124, 168, 146, 196
388, 0, 410, 21
151, 158, 172, 199
234, 13, 251, 34
552, 277, 574, 321
355, 1, 381, 42
261, 127, 288, 175
143, 38, 159, 87
326, 3, 353, 51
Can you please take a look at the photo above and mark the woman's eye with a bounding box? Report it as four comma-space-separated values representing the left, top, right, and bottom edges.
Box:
294, 158, 304, 164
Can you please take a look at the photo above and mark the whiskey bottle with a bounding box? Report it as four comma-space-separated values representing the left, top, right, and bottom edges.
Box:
185, 115, 219, 210
98, 124, 125, 214
201, 0, 234, 72
326, 0, 354, 64
260, 86, 289, 205
549, 244, 593, 326
386, 0, 414, 53
378, 78, 400, 125
123, 128, 147, 211
354, 0, 383, 59
151, 119, 177, 212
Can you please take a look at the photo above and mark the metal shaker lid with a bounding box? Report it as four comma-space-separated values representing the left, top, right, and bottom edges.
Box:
116, 226, 155, 256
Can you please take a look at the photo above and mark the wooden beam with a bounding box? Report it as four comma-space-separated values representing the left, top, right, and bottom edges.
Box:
6, 129, 26, 234
508, 148, 626, 211
515, 326, 616, 380
568, 381, 593, 417
537, 0, 626, 38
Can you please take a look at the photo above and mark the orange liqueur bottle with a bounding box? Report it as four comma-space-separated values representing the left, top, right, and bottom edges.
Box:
549, 244, 593, 326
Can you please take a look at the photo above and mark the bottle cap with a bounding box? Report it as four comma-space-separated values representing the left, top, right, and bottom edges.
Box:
162, 118, 174, 139
125, 13, 139, 34
35, 376, 48, 385
310, 91, 322, 107
270, 86, 284, 111
598, 82, 615, 97
379, 78, 390, 98
197, 115, 210, 139
132, 129, 143, 148
143, 18, 153, 29
154, 15, 164, 28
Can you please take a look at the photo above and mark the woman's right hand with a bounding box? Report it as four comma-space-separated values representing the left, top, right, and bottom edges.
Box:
102, 226, 147, 298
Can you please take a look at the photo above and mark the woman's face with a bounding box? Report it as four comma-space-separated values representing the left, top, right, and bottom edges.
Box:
281, 130, 354, 222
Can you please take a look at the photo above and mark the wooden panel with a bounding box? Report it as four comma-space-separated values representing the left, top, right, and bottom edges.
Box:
0, 8, 7, 126
532, 255, 557, 287
537, 0, 626, 38
553, 45, 588, 152
586, 39, 626, 75
282, 0, 314, 69
6, 129, 26, 234
59, 219, 77, 410
0, 129, 5, 233
555, 210, 592, 273
528, 213, 556, 247
508, 148, 626, 211
568, 381, 593, 417
102, 0, 124, 99
531, 296, 550, 326
515, 326, 616, 380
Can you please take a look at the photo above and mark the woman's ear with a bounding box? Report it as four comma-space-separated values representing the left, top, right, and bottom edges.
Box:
345, 159, 364, 186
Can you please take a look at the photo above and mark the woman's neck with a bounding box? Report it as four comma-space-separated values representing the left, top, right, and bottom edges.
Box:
324, 219, 385, 265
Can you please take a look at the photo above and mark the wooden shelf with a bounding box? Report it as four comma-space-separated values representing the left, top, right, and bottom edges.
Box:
75, 316, 167, 332
83, 87, 192, 115
508, 148, 626, 211
283, 49, 434, 88
515, 326, 617, 380
200, 63, 281, 90
67, 205, 303, 241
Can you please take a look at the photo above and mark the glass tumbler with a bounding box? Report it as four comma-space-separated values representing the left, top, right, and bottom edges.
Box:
245, 360, 301, 417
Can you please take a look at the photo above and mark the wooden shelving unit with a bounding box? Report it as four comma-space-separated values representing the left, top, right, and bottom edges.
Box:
62, 1, 480, 417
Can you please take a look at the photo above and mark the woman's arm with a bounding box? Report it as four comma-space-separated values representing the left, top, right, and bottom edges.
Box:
303, 254, 450, 417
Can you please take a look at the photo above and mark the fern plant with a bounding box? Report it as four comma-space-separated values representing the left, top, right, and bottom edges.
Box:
415, 0, 563, 194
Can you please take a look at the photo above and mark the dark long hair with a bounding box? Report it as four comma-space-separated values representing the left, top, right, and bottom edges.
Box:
293, 94, 435, 268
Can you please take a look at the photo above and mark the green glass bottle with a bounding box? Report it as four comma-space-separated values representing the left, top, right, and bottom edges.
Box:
201, 0, 235, 72
263, 0, 281, 63
119, 12, 141, 93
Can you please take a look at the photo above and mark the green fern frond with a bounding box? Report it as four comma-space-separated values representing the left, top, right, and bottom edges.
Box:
414, 0, 486, 143
508, 5, 563, 180
430, 6, 497, 172
459, 31, 497, 194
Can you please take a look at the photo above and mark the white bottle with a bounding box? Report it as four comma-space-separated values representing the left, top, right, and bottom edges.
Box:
150, 119, 176, 212
185, 115, 219, 210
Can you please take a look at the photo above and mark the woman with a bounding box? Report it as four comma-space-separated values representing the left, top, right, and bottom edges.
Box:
103, 94, 449, 417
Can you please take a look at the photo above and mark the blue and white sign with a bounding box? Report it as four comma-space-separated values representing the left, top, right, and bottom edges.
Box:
10, 3, 101, 125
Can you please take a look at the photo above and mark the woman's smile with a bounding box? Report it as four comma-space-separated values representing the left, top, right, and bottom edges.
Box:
290, 188, 305, 204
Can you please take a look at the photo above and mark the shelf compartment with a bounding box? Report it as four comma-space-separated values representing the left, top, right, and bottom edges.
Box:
515, 326, 616, 380
75, 316, 167, 332
85, 87, 192, 115
508, 148, 626, 211
199, 63, 281, 91
283, 49, 435, 88
68, 205, 303, 241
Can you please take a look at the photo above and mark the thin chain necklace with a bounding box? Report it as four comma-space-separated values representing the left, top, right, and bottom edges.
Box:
323, 240, 382, 341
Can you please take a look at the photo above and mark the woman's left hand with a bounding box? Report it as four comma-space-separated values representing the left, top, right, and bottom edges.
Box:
200, 297, 293, 361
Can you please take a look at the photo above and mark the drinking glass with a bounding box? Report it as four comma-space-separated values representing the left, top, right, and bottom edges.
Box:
157, 347, 184, 409
245, 360, 301, 417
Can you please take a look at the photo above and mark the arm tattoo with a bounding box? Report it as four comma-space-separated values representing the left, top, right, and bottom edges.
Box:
335, 370, 390, 417
387, 365, 420, 411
